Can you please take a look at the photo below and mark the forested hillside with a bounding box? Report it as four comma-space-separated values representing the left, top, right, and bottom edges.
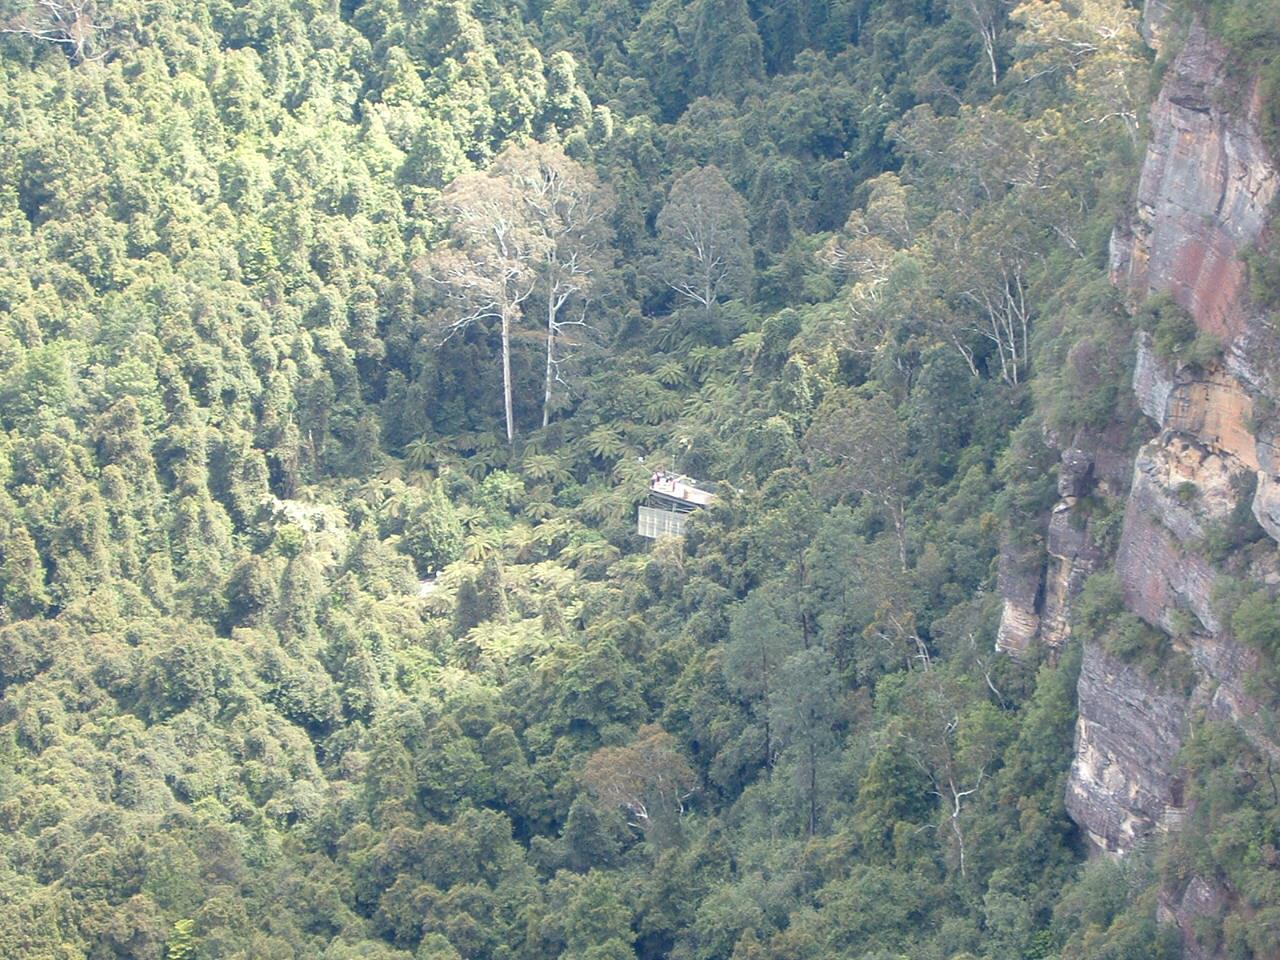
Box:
1, 0, 1270, 957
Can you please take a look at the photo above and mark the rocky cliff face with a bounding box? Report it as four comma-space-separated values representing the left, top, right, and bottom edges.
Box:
1000, 0, 1280, 911
1064, 18, 1280, 954
1065, 642, 1188, 853
1111, 45, 1277, 343
995, 426, 1131, 656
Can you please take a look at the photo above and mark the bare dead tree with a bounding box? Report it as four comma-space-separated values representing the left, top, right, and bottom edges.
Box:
1, 0, 109, 62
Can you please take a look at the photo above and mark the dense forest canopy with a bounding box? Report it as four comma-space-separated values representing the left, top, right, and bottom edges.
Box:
0, 0, 1275, 958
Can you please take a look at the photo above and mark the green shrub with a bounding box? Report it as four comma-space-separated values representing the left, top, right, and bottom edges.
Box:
1102, 612, 1167, 664
1137, 293, 1222, 368
402, 488, 465, 575
1075, 572, 1183, 678
1074, 572, 1125, 645
1247, 394, 1277, 435
1245, 242, 1280, 309
1230, 588, 1280, 657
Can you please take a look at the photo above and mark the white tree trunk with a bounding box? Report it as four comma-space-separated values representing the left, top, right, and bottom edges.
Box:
502, 307, 515, 444
543, 299, 555, 429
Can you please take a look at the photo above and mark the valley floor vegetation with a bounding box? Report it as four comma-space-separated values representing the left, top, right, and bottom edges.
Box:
0, 0, 1267, 958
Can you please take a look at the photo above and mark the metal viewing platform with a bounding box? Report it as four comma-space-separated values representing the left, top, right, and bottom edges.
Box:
638, 471, 716, 539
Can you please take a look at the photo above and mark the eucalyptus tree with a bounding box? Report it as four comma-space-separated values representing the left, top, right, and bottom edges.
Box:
423, 143, 616, 441
422, 159, 552, 445
0, 0, 108, 61
948, 0, 1005, 86
804, 392, 912, 571
493, 144, 616, 428
656, 165, 752, 310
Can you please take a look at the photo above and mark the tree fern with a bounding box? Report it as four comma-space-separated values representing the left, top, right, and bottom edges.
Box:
582, 424, 625, 461
577, 485, 621, 522
522, 452, 572, 485
404, 437, 436, 471
523, 498, 560, 521
654, 359, 688, 387
561, 538, 620, 570
463, 528, 503, 562
639, 386, 684, 424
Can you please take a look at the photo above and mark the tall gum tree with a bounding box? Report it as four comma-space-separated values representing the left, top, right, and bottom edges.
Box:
656, 164, 752, 311
948, 0, 1005, 87
492, 144, 616, 428
421, 144, 615, 441
893, 671, 1013, 878
421, 159, 551, 445
803, 392, 912, 571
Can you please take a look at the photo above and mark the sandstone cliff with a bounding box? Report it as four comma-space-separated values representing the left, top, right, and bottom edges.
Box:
999, 5, 1280, 943
1093, 2, 1280, 820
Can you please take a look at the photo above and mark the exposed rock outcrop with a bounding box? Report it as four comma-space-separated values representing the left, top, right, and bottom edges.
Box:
1038, 501, 1104, 648
1255, 471, 1280, 541
995, 428, 1129, 655
1140, 0, 1174, 50
1053, 22, 1280, 955
1066, 643, 1187, 854
1003, 6, 1280, 926
1067, 5, 1280, 870
984, 5, 1280, 952
994, 547, 1041, 656
1115, 431, 1243, 635
1111, 12, 1280, 547
1159, 876, 1231, 960
1111, 22, 1278, 342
